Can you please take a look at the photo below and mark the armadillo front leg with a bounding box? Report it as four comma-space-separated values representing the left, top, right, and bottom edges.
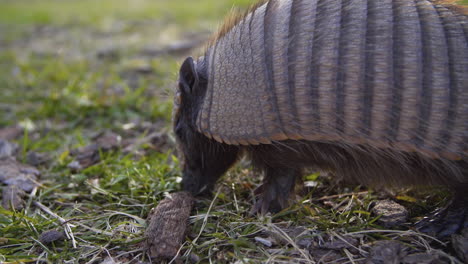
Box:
251, 166, 301, 214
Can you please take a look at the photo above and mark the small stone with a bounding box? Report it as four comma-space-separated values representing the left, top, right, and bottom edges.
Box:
0, 140, 18, 158
39, 230, 65, 244
188, 253, 200, 263
372, 199, 408, 227
2, 185, 25, 210
452, 228, 468, 263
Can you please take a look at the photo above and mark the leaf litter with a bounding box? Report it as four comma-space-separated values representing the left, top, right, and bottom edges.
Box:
0, 157, 40, 192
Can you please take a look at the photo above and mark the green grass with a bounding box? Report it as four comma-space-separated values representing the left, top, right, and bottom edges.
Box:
0, 0, 253, 26
0, 0, 464, 263
2, 53, 174, 124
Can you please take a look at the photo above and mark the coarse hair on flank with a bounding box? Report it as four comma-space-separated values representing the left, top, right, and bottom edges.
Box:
432, 0, 468, 15
204, 0, 269, 51
202, 0, 466, 52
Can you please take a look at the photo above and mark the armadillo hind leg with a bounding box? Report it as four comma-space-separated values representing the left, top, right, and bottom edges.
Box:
415, 184, 468, 239
251, 166, 301, 214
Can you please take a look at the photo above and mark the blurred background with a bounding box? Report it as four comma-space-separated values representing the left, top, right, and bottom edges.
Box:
0, 0, 252, 128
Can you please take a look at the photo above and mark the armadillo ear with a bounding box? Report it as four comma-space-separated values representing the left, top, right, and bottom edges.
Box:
179, 57, 199, 95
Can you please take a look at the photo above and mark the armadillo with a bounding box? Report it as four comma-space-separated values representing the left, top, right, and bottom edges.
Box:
173, 0, 468, 237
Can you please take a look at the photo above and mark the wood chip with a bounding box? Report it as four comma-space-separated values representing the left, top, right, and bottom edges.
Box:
145, 191, 194, 261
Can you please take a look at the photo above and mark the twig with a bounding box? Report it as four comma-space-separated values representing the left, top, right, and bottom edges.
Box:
74, 222, 113, 236
33, 201, 77, 248
266, 223, 313, 262
343, 248, 357, 264
317, 191, 369, 201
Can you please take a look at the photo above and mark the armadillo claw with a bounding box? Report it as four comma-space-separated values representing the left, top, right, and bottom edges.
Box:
250, 183, 289, 215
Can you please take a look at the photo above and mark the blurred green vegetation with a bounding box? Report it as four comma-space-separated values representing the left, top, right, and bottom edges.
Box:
0, 0, 255, 129
1, 0, 464, 27
0, 0, 253, 26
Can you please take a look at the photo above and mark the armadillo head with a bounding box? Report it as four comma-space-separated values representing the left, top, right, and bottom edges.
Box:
174, 57, 239, 196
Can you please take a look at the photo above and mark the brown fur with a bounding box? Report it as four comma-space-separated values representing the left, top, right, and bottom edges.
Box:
432, 0, 468, 15
205, 0, 269, 50
205, 0, 467, 51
